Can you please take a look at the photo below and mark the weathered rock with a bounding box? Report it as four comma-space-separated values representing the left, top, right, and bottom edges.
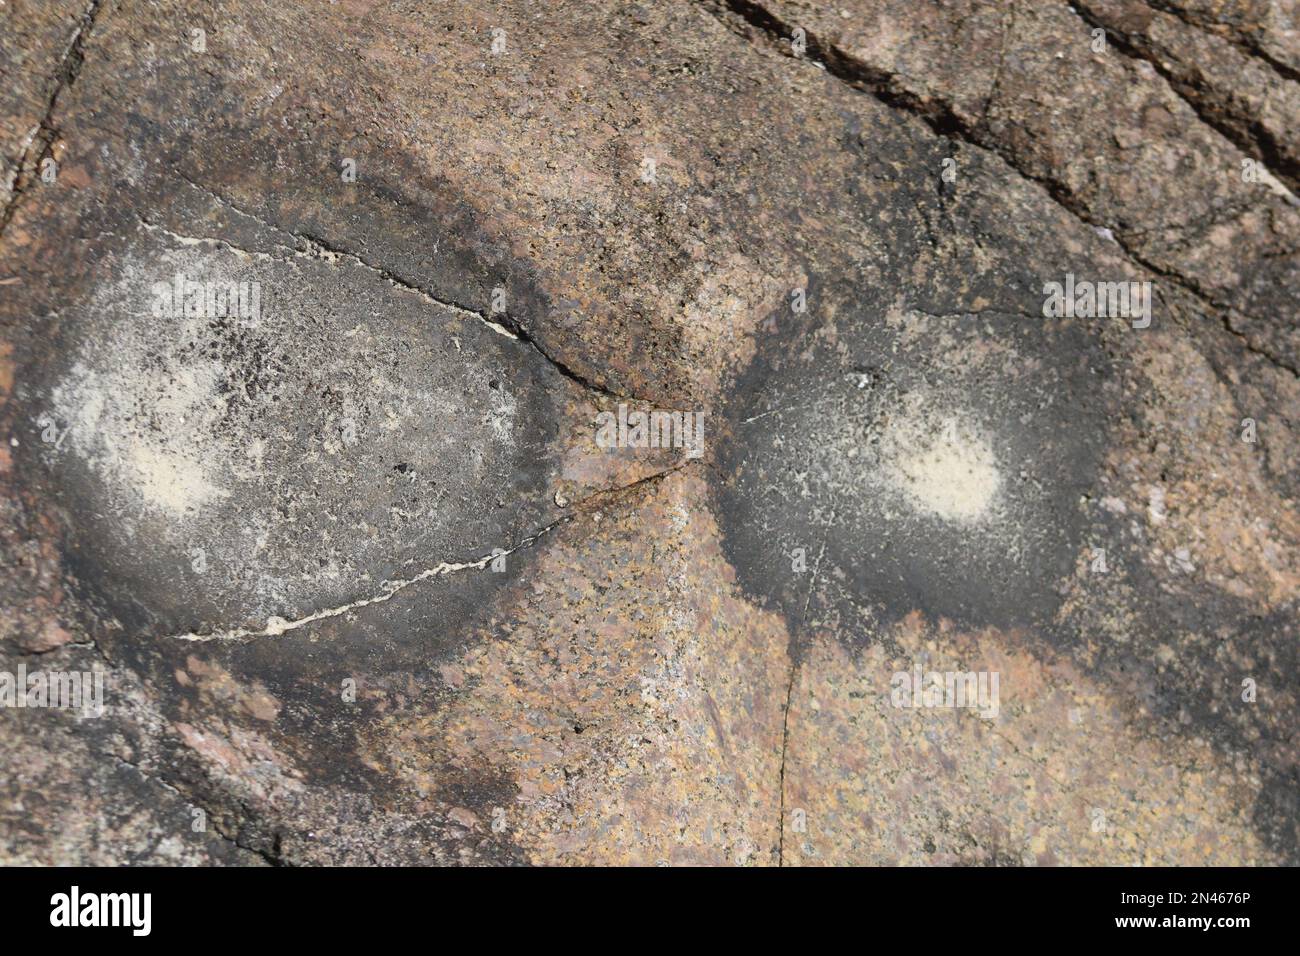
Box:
1, 0, 1296, 865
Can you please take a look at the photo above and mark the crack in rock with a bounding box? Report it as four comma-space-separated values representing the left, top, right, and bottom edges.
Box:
170, 173, 650, 403
168, 520, 566, 644
702, 0, 1300, 378
166, 462, 690, 644
0, 0, 107, 242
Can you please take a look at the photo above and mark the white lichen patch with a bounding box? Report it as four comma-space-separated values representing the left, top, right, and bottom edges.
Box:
36, 236, 540, 628
52, 351, 233, 519
878, 397, 1002, 524
48, 257, 245, 521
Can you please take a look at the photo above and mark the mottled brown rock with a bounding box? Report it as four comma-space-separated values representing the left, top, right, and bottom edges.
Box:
1075, 0, 1300, 193
0, 0, 91, 215
712, 0, 1300, 370
1, 0, 1296, 866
